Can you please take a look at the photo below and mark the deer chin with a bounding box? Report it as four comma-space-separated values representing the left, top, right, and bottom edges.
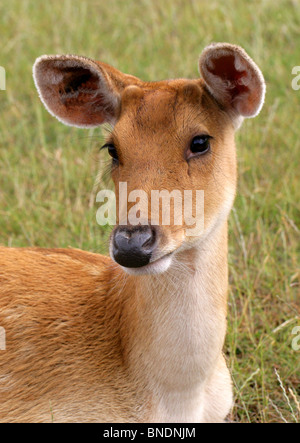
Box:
120, 252, 174, 276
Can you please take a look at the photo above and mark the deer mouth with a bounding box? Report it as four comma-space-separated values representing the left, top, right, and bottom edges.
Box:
119, 251, 174, 276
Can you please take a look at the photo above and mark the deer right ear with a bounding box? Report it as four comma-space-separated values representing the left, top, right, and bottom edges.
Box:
33, 55, 125, 128
199, 43, 266, 128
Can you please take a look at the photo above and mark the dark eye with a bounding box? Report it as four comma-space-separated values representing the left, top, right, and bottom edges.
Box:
101, 143, 119, 163
186, 135, 211, 160
108, 145, 119, 161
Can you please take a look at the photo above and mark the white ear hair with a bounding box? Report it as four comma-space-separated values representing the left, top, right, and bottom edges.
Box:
199, 43, 266, 129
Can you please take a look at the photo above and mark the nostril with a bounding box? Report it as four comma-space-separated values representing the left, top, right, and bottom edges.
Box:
141, 228, 156, 250
113, 231, 128, 251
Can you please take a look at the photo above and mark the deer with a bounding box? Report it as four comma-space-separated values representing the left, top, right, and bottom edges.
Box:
0, 43, 265, 423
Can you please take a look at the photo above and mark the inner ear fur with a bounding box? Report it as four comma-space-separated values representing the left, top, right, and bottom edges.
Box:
33, 55, 122, 128
199, 43, 266, 125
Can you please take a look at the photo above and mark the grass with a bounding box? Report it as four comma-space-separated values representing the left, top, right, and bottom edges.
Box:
0, 0, 299, 423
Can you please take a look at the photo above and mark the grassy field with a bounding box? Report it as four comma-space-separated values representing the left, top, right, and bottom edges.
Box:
0, 0, 299, 423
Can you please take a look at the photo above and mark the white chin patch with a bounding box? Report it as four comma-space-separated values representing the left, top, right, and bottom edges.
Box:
121, 254, 173, 276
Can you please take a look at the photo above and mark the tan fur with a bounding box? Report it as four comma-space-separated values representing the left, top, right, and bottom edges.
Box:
0, 43, 265, 422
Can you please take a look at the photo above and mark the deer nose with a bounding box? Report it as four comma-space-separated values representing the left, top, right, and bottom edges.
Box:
112, 226, 157, 268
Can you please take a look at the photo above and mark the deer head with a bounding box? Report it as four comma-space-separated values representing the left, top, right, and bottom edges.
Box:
33, 43, 265, 275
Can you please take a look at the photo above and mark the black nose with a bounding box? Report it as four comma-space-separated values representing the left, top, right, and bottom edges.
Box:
112, 226, 157, 268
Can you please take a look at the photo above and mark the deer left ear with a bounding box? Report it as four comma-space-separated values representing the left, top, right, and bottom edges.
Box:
199, 43, 266, 128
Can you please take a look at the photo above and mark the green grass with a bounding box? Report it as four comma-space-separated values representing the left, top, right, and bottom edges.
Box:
0, 0, 299, 423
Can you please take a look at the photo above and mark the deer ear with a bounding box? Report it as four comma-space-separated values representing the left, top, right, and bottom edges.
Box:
199, 43, 266, 127
33, 55, 128, 128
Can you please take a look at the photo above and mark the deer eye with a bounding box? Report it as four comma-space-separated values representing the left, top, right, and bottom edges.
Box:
107, 145, 119, 161
101, 143, 119, 164
186, 135, 212, 160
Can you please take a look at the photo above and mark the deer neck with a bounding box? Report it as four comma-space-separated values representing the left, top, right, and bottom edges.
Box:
118, 221, 229, 417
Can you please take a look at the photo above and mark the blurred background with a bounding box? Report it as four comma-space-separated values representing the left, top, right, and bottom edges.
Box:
0, 0, 299, 423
